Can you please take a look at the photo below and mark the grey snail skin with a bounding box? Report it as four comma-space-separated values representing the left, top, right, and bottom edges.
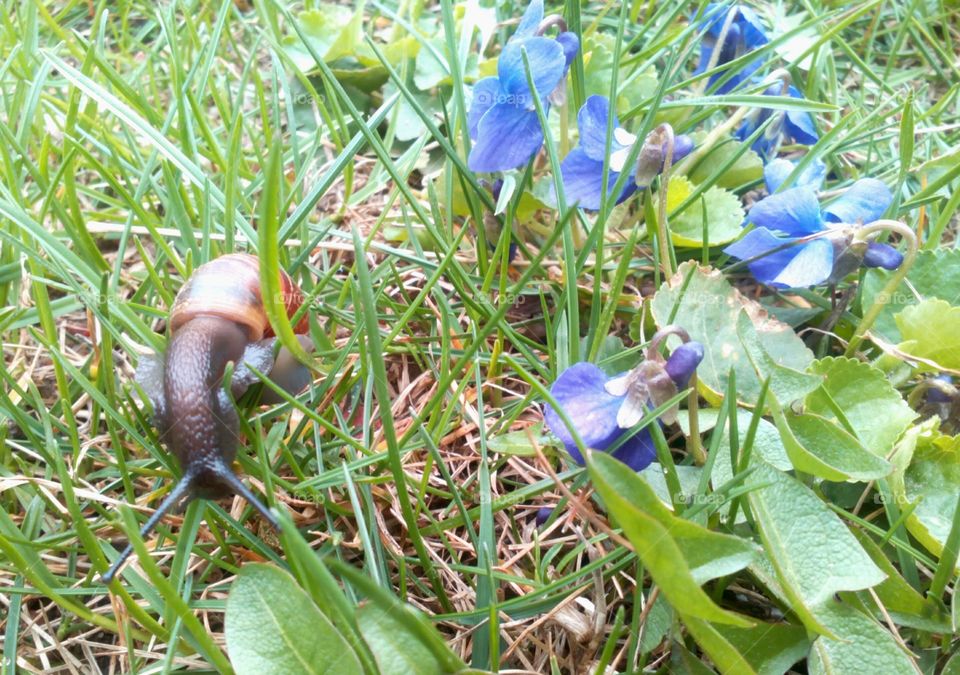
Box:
101, 254, 313, 583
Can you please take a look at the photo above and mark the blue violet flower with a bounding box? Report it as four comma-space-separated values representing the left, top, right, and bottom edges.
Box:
560, 95, 694, 210
735, 83, 819, 161
467, 0, 579, 173
694, 3, 769, 93
544, 328, 704, 472
724, 179, 903, 287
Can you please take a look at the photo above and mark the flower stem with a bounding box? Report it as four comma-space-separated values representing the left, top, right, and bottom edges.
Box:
655, 123, 676, 278
646, 323, 691, 360
767, 67, 792, 93
687, 374, 706, 464
673, 104, 753, 175
844, 219, 918, 356
695, 6, 739, 95
536, 15, 568, 35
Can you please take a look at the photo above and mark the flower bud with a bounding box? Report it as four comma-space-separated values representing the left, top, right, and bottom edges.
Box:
664, 341, 705, 388
634, 129, 694, 187
862, 242, 903, 270
673, 134, 695, 161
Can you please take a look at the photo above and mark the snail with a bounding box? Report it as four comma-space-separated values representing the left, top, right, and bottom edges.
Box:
101, 254, 313, 583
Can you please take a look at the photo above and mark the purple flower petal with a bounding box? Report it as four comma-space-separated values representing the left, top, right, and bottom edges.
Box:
737, 6, 770, 48
577, 95, 625, 161
609, 428, 657, 472
698, 4, 768, 51
714, 22, 742, 66
700, 3, 735, 38
543, 362, 628, 463
544, 363, 661, 472
747, 187, 824, 236
771, 237, 834, 287
468, 103, 545, 172
736, 84, 817, 158
498, 37, 565, 102
764, 158, 826, 193
672, 134, 695, 162
695, 4, 769, 94
559, 147, 636, 210
693, 43, 715, 77
467, 77, 501, 140
801, 159, 827, 189
754, 124, 784, 160
735, 106, 774, 144
763, 158, 794, 193
513, 0, 544, 40
783, 110, 818, 145
665, 342, 705, 388
783, 87, 818, 144
724, 227, 806, 285
556, 32, 580, 70
822, 178, 892, 225
863, 242, 903, 270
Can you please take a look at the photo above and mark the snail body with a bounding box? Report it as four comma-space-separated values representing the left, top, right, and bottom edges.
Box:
102, 254, 312, 583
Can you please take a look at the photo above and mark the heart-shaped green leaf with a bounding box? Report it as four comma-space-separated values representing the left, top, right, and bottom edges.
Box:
284, 5, 364, 70
650, 262, 815, 404
688, 136, 764, 189
589, 452, 755, 626
808, 601, 920, 674
862, 249, 960, 342
894, 299, 960, 371
772, 408, 892, 481
891, 427, 960, 558
358, 604, 447, 675
746, 461, 887, 635
805, 357, 917, 457
664, 176, 746, 247
710, 620, 809, 675
582, 33, 659, 111
226, 564, 363, 675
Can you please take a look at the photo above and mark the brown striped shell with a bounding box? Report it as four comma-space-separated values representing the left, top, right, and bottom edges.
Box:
169, 253, 309, 341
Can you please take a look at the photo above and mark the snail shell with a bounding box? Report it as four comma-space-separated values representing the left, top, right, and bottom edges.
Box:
169, 253, 309, 341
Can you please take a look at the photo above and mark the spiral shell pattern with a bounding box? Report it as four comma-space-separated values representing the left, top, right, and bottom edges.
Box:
169, 253, 309, 341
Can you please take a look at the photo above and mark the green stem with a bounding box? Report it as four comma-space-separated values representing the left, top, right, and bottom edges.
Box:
694, 6, 739, 95
687, 374, 705, 465
656, 123, 676, 278
844, 219, 919, 356
673, 105, 753, 176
